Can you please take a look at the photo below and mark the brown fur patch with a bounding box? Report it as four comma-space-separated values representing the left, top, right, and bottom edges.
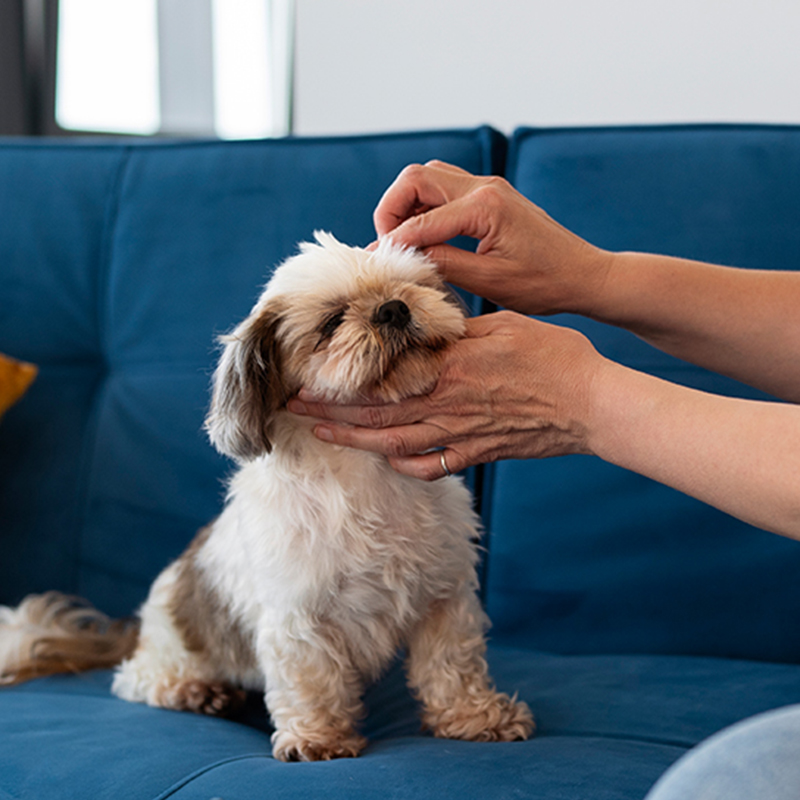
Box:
206, 305, 294, 460
405, 595, 534, 742
156, 678, 246, 717
168, 525, 258, 681
422, 691, 534, 742
0, 592, 139, 685
272, 727, 368, 762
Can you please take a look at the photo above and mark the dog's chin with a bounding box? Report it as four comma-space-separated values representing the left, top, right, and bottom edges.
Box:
309, 350, 444, 406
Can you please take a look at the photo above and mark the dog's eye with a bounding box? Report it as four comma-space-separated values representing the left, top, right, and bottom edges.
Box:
315, 309, 347, 350
320, 309, 346, 338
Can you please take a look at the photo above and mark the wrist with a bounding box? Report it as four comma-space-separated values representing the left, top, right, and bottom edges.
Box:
564, 245, 618, 319
551, 338, 616, 459
582, 357, 648, 462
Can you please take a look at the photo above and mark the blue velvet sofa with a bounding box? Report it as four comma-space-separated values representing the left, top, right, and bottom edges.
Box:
1, 124, 799, 800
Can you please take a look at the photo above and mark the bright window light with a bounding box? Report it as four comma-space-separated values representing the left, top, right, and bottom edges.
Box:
54, 0, 292, 138
56, 0, 160, 135
212, 0, 273, 139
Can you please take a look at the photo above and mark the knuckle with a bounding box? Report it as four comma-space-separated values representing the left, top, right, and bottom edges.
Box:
360, 404, 388, 429
483, 174, 508, 189
473, 177, 509, 207
421, 465, 441, 482
495, 309, 521, 326
383, 430, 412, 458
400, 162, 427, 181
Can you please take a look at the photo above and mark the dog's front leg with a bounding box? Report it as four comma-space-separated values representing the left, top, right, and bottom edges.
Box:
405, 592, 535, 742
259, 626, 368, 762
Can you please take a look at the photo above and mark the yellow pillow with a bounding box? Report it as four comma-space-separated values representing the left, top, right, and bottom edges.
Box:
0, 353, 38, 420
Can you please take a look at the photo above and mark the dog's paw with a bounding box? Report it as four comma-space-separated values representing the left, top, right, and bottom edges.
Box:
425, 691, 535, 742
271, 728, 367, 762
162, 679, 246, 717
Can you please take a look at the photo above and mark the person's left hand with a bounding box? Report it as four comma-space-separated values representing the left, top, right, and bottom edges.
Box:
287, 311, 605, 481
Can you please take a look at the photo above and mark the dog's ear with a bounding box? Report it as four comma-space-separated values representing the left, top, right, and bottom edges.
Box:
205, 307, 287, 461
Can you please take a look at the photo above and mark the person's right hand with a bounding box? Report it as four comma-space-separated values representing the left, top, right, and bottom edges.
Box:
373, 160, 612, 317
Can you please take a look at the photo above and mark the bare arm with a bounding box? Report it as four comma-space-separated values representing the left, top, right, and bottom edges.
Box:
589, 360, 800, 538
590, 254, 800, 402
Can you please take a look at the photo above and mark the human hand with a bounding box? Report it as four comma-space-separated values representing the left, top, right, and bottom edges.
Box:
373, 160, 613, 317
286, 311, 607, 481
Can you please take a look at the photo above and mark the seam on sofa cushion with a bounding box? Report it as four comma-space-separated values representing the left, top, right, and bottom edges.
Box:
153, 754, 270, 800
469, 127, 506, 598
70, 147, 134, 599
1, 127, 504, 156
550, 729, 693, 750
149, 738, 686, 800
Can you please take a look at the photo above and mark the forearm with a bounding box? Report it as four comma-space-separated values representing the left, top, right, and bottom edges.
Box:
588, 253, 800, 402
588, 361, 800, 539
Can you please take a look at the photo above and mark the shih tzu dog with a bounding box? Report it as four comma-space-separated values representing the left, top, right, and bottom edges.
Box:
0, 233, 533, 761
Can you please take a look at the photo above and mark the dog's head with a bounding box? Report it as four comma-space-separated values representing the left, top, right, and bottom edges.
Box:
205, 232, 466, 461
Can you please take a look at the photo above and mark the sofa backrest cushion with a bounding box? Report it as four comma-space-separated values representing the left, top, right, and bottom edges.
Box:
484, 125, 800, 661
0, 128, 504, 617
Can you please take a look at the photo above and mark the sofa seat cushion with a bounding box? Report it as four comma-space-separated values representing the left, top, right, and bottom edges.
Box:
2, 646, 798, 800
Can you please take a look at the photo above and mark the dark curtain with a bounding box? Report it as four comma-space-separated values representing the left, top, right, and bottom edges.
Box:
0, 0, 27, 134
0, 0, 58, 136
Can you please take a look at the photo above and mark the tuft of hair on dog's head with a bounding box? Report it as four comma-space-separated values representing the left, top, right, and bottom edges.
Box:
205, 231, 467, 462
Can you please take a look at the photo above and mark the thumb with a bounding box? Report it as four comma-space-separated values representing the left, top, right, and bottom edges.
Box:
383, 194, 491, 253
463, 313, 511, 338
423, 243, 502, 300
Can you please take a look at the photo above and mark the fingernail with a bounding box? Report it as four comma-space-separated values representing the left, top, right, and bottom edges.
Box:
315, 425, 334, 442
287, 399, 307, 415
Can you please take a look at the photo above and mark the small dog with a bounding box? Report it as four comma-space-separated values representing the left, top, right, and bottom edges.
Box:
0, 233, 533, 761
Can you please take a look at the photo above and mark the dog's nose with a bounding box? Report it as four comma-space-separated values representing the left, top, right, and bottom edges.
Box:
374, 300, 411, 330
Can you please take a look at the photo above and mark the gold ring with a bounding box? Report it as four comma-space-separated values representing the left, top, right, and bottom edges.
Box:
440, 450, 452, 478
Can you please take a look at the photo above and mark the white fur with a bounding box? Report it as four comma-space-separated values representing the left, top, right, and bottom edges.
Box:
112, 565, 211, 703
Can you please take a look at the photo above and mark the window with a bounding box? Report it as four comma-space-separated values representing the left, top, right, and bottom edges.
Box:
54, 0, 294, 138
56, 0, 160, 135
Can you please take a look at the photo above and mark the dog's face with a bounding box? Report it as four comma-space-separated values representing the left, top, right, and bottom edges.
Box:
205, 232, 466, 461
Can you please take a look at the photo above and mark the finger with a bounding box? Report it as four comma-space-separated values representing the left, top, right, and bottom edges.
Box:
373, 163, 479, 238
373, 166, 436, 239
423, 160, 473, 177
312, 420, 447, 458
420, 243, 507, 300
462, 312, 512, 338
287, 395, 429, 429
384, 193, 493, 253
386, 447, 468, 482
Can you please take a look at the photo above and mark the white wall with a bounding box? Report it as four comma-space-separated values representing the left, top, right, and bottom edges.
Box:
293, 0, 800, 135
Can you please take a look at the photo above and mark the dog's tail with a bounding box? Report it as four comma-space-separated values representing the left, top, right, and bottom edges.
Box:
0, 592, 139, 686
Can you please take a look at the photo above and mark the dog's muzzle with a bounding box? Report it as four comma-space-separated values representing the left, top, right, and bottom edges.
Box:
373, 300, 411, 330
